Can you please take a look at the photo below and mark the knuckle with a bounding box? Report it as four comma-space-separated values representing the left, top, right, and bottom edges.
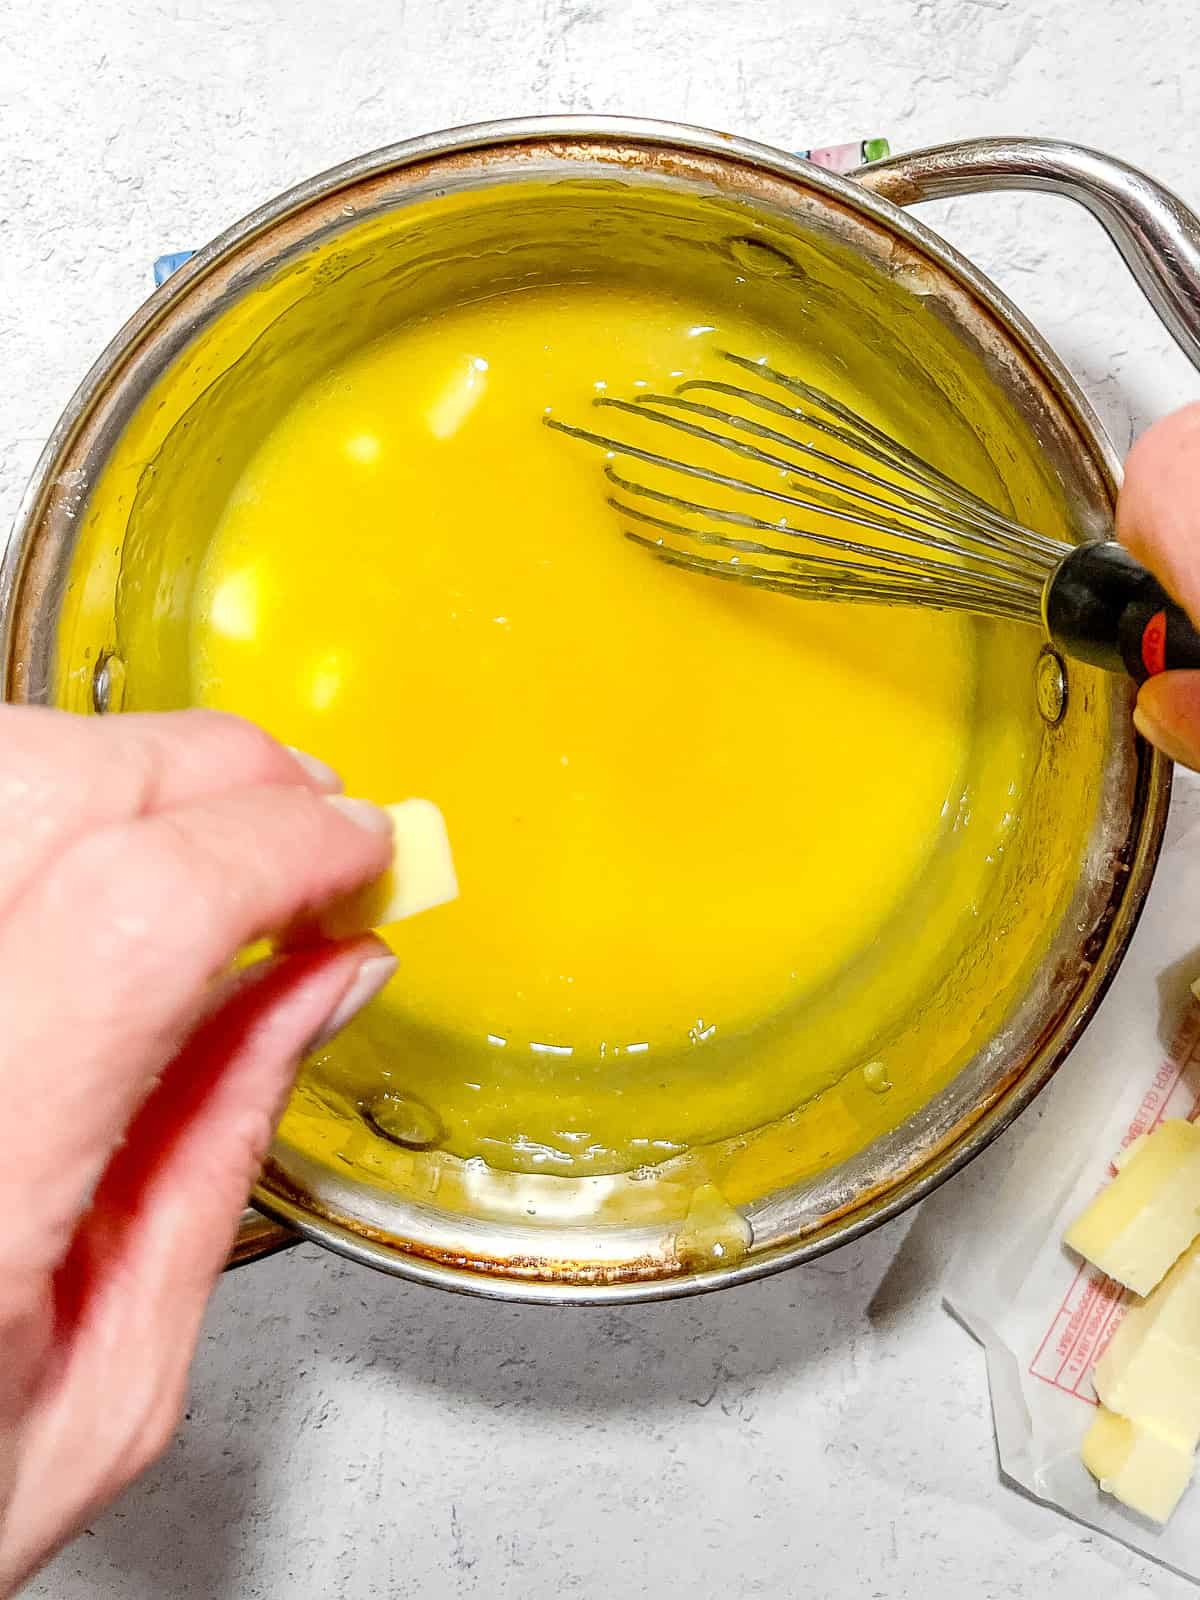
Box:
0, 709, 119, 821
232, 1107, 279, 1186
197, 710, 285, 778
188, 1107, 278, 1202
81, 1328, 190, 1495
181, 707, 275, 757
135, 815, 238, 953
123, 1384, 187, 1483
122, 708, 283, 802
112, 730, 170, 816
61, 822, 194, 926
50, 821, 223, 990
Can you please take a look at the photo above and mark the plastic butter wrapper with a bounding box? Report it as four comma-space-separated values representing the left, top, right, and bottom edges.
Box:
944, 770, 1200, 1581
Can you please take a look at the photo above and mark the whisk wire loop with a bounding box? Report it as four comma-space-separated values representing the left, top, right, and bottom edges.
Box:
544, 350, 1069, 629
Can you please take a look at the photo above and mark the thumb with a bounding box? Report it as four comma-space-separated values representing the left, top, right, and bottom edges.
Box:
1133, 672, 1200, 770
0, 937, 396, 1585
1117, 402, 1200, 771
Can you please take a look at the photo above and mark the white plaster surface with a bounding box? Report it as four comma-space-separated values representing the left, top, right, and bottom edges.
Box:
4, 0, 1200, 1593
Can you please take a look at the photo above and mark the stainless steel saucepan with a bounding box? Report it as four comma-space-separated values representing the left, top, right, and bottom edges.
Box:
8, 119, 1200, 1301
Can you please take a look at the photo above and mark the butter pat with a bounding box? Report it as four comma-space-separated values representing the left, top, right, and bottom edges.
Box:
1064, 1120, 1200, 1295
1094, 1239, 1200, 1445
1082, 1406, 1195, 1524
320, 799, 457, 938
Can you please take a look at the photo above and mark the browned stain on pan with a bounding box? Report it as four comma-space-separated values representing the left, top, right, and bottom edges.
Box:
257, 1160, 679, 1286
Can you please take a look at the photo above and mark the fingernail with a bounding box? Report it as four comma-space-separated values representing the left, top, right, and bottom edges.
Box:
325, 795, 394, 835
308, 953, 399, 1052
286, 746, 342, 792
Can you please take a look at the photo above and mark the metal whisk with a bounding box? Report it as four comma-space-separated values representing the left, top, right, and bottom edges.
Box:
546, 351, 1200, 682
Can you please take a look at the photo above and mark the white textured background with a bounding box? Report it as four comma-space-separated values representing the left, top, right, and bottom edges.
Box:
4, 1, 1200, 1595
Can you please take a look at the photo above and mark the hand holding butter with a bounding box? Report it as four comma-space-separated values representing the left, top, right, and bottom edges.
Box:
0, 706, 454, 1595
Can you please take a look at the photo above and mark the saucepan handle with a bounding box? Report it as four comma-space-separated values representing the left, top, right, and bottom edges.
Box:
852, 137, 1200, 375
226, 1206, 300, 1269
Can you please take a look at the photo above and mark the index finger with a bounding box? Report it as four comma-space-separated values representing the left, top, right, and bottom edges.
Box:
1117, 402, 1200, 620
0, 784, 394, 1277
0, 707, 340, 922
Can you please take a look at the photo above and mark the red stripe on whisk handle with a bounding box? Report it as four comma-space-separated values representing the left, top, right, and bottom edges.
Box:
1044, 541, 1200, 681
1141, 610, 1168, 677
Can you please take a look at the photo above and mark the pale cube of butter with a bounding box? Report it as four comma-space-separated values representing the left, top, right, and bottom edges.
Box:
319, 799, 458, 939
1064, 1120, 1200, 1296
1082, 1406, 1195, 1524
1094, 1238, 1200, 1446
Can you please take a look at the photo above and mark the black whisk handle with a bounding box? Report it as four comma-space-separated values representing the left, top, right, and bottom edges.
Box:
1044, 541, 1200, 682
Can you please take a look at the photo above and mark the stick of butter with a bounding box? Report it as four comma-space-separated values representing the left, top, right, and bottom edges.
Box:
1064, 1120, 1200, 1295
319, 799, 458, 939
1094, 1238, 1200, 1446
1081, 1406, 1195, 1524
